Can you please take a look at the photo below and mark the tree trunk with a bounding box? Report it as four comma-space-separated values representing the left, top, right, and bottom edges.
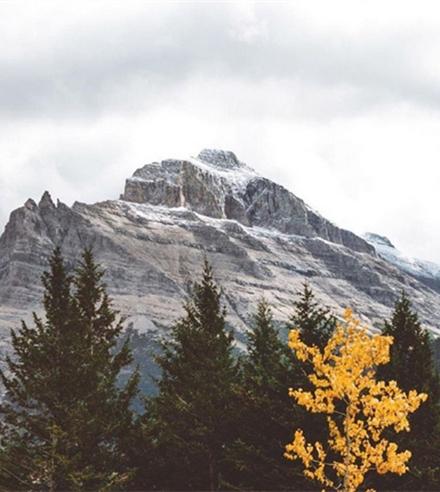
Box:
343, 407, 352, 492
208, 449, 218, 491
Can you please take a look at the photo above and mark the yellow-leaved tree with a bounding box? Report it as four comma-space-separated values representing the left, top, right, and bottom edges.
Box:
285, 308, 428, 492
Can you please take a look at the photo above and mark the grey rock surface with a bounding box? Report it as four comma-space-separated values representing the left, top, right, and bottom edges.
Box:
1, 148, 440, 353
364, 232, 440, 295
122, 150, 375, 254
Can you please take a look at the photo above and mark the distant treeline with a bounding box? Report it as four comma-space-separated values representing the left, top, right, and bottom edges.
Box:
0, 248, 439, 491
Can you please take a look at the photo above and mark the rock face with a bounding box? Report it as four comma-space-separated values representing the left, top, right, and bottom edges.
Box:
1, 148, 440, 353
122, 150, 374, 255
364, 232, 440, 294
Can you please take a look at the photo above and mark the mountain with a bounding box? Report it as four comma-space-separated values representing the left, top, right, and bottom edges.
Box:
364, 232, 440, 293
1, 148, 440, 355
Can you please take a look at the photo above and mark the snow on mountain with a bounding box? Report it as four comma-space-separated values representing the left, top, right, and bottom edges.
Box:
364, 232, 440, 292
2, 148, 440, 347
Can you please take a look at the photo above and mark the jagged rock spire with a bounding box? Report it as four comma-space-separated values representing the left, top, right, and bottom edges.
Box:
24, 198, 37, 211
38, 191, 55, 209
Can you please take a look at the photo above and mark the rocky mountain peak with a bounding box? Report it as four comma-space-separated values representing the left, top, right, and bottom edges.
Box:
3, 147, 440, 358
364, 232, 440, 293
364, 232, 395, 249
38, 191, 55, 209
24, 198, 37, 211
121, 149, 374, 255
197, 149, 240, 169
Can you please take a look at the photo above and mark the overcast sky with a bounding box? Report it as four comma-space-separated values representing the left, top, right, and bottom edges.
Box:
1, 1, 440, 261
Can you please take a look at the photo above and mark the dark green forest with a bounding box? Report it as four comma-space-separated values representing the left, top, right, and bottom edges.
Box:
0, 248, 439, 491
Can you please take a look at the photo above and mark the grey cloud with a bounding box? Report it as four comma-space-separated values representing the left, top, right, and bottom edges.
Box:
1, 3, 440, 121
2, 1, 440, 265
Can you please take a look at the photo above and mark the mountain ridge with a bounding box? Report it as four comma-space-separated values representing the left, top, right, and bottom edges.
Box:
1, 148, 440, 349
122, 149, 375, 255
364, 232, 440, 294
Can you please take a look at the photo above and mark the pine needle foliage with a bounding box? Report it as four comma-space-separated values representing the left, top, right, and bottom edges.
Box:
146, 259, 239, 491
229, 299, 307, 490
289, 282, 336, 350
0, 248, 139, 490
374, 292, 440, 490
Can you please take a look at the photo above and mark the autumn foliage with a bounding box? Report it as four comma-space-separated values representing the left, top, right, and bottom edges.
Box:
285, 308, 428, 492
1, 250, 437, 490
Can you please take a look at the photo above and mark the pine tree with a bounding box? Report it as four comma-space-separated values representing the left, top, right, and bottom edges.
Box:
229, 299, 307, 490
0, 247, 74, 488
246, 299, 289, 390
0, 248, 139, 490
374, 292, 440, 490
432, 336, 440, 373
287, 282, 337, 475
289, 282, 336, 350
144, 259, 239, 490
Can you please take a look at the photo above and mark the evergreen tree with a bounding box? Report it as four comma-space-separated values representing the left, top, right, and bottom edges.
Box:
286, 283, 337, 485
246, 299, 289, 390
289, 282, 336, 350
229, 299, 307, 490
143, 259, 239, 491
374, 292, 440, 490
432, 336, 440, 374
0, 248, 139, 490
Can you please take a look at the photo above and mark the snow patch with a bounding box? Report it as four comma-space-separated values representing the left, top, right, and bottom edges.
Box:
364, 233, 440, 280
187, 154, 259, 194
